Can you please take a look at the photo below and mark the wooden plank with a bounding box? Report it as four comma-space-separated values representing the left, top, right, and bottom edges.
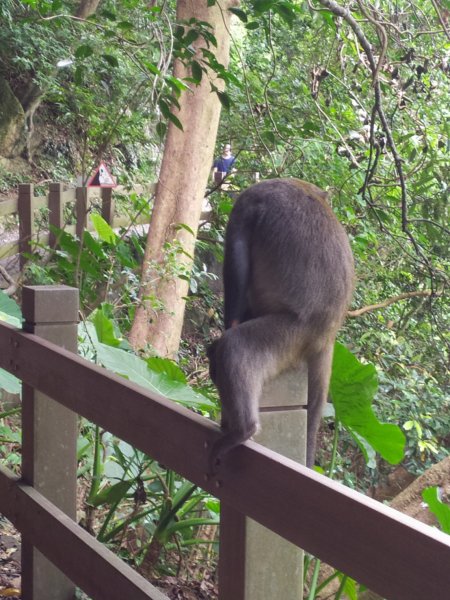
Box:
0, 240, 19, 259
76, 187, 88, 240
18, 184, 34, 269
0, 197, 18, 216
61, 189, 76, 205
1, 322, 450, 600
48, 182, 64, 248
112, 213, 150, 229
101, 187, 114, 225
34, 195, 48, 210
0, 466, 169, 600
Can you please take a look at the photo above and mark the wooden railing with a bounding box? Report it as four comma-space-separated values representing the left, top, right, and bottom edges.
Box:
1, 286, 450, 599
0, 182, 156, 266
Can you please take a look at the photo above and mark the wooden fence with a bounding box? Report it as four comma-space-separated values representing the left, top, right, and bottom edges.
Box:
0, 182, 156, 267
1, 286, 450, 599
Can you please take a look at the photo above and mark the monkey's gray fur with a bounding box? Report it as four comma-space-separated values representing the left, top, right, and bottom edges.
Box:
207, 178, 354, 473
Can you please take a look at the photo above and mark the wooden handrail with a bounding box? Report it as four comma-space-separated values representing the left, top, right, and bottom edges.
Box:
1, 320, 450, 599
0, 466, 168, 600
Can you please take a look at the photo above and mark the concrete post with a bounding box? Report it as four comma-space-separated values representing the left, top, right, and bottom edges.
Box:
21, 285, 79, 600
219, 365, 307, 600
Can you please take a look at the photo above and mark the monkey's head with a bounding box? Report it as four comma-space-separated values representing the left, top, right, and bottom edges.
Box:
206, 339, 220, 384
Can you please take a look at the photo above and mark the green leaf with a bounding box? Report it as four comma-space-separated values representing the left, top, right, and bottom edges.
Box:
330, 343, 405, 464
217, 91, 231, 110
102, 54, 119, 68
75, 44, 94, 60
275, 3, 296, 27
252, 0, 274, 13
93, 308, 122, 348
74, 65, 84, 85
89, 479, 133, 507
422, 487, 450, 534
82, 230, 106, 260
0, 291, 22, 322
143, 61, 161, 76
90, 213, 117, 244
245, 21, 260, 30
229, 7, 248, 22
184, 29, 199, 47
146, 357, 187, 383
156, 121, 167, 139
167, 111, 183, 131
96, 344, 214, 411
0, 369, 21, 394
191, 60, 203, 83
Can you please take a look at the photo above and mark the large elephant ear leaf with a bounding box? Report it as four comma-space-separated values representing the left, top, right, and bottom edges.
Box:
330, 343, 405, 465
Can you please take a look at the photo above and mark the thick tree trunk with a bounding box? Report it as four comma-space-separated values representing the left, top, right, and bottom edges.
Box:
76, 0, 102, 19
128, 0, 235, 356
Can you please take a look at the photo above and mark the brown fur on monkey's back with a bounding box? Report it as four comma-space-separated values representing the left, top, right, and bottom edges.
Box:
231, 178, 355, 331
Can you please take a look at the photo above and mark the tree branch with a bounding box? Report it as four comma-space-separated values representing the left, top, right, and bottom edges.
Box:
316, 0, 435, 282
347, 289, 441, 317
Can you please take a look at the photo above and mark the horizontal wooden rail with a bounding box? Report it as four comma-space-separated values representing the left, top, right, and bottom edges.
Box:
0, 197, 18, 216
0, 466, 168, 600
0, 183, 156, 260
1, 321, 450, 600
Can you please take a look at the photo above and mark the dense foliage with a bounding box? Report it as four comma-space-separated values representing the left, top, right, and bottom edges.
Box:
0, 0, 449, 595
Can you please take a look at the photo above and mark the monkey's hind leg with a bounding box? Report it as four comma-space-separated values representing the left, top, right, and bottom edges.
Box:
306, 343, 334, 468
208, 314, 299, 474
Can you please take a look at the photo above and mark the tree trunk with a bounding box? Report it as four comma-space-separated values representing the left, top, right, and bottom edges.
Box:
128, 0, 236, 356
76, 0, 102, 19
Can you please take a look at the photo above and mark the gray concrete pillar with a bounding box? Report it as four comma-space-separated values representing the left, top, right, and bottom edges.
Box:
21, 285, 79, 600
220, 365, 307, 600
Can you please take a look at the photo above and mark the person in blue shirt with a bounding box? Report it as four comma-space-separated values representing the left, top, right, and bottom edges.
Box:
212, 144, 236, 185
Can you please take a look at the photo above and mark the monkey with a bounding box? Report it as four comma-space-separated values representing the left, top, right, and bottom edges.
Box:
207, 178, 354, 473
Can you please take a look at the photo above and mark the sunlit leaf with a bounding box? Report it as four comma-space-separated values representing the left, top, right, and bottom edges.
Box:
330, 343, 405, 464
422, 487, 450, 534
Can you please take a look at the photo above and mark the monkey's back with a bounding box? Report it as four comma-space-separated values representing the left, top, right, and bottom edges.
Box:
228, 178, 354, 332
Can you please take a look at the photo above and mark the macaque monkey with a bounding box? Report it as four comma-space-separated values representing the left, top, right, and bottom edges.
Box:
207, 178, 354, 472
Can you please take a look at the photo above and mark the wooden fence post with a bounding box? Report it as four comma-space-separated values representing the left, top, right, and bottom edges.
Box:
48, 183, 64, 248
219, 366, 307, 600
101, 187, 114, 225
18, 184, 34, 270
21, 285, 79, 600
75, 187, 88, 240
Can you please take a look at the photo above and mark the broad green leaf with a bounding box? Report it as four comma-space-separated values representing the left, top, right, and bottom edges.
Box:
0, 369, 21, 394
90, 213, 117, 244
330, 343, 405, 464
252, 0, 275, 13
93, 308, 122, 347
0, 292, 22, 322
96, 344, 214, 410
422, 487, 450, 534
147, 357, 187, 383
82, 230, 106, 259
